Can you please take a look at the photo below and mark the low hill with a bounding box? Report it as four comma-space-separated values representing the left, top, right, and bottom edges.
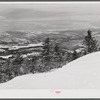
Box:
0, 51, 100, 89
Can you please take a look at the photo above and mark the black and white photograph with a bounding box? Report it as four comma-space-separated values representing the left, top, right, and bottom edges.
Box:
0, 2, 99, 93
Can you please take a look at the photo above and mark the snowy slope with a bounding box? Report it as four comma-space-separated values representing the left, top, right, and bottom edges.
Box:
0, 51, 100, 89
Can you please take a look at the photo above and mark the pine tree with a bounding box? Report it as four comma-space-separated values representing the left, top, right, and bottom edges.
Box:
54, 44, 60, 55
83, 30, 99, 53
12, 52, 23, 65
42, 38, 50, 60
54, 43, 66, 68
54, 44, 64, 62
66, 52, 72, 62
39, 38, 67, 72
72, 50, 78, 60
40, 37, 52, 71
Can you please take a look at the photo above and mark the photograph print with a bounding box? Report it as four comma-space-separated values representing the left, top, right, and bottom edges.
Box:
0, 2, 99, 89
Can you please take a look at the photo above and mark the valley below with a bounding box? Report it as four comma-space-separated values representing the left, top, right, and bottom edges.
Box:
0, 28, 100, 59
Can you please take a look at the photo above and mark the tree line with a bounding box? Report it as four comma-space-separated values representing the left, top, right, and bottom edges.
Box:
0, 30, 99, 83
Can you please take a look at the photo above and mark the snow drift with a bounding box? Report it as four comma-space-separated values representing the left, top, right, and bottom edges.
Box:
0, 51, 100, 89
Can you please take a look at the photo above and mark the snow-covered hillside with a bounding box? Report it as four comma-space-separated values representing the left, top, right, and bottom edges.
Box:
0, 51, 100, 89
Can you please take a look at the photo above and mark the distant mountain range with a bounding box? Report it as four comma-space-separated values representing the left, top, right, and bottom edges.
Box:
0, 28, 99, 51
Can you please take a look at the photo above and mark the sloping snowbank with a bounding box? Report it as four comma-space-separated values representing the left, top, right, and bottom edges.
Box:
0, 51, 100, 89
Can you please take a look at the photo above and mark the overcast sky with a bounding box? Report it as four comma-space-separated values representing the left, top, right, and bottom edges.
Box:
0, 2, 100, 13
0, 2, 99, 32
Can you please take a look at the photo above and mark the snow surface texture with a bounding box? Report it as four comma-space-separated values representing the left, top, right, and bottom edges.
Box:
0, 51, 100, 89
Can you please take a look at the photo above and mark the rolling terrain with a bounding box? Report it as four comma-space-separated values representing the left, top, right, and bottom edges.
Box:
0, 28, 100, 49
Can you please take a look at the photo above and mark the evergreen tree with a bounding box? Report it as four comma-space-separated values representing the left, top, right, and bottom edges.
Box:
53, 43, 66, 68
66, 52, 72, 62
39, 38, 67, 71
54, 44, 64, 63
54, 44, 60, 55
72, 50, 78, 60
83, 30, 99, 53
42, 37, 50, 61
40, 37, 52, 71
40, 38, 66, 71
12, 52, 23, 65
